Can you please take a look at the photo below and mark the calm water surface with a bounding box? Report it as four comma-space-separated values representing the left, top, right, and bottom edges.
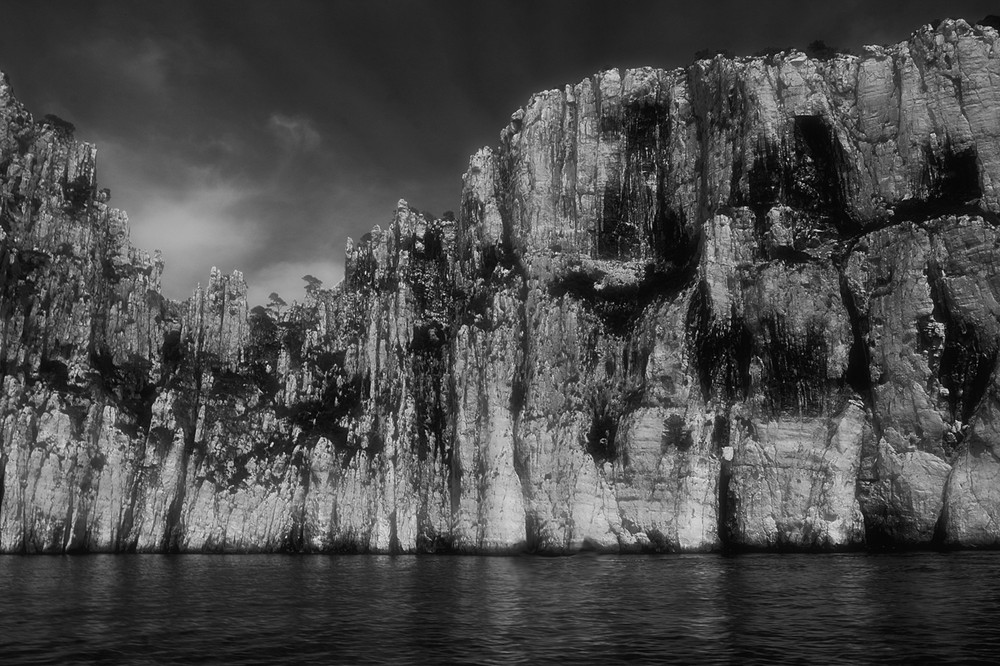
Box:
2, 552, 999, 664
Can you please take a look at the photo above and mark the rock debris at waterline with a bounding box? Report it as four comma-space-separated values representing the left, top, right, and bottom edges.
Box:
2, 18, 1000, 554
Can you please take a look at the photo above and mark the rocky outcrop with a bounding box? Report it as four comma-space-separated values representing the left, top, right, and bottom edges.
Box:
3, 18, 1000, 553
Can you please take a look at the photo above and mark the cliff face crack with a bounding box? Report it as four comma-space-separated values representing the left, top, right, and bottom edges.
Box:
926, 259, 998, 427
837, 258, 876, 416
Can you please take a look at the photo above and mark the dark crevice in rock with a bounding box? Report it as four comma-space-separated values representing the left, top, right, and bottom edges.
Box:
586, 399, 623, 465
932, 500, 950, 548
388, 509, 400, 555
0, 452, 5, 530
163, 462, 187, 553
597, 183, 641, 260
366, 420, 385, 461
622, 94, 694, 268
837, 265, 878, 429
741, 139, 784, 216
523, 512, 539, 553
685, 281, 752, 403
512, 286, 534, 553
757, 315, 831, 416
411, 323, 451, 463
717, 423, 736, 550
862, 510, 938, 552
922, 142, 981, 205
926, 261, 999, 425
891, 200, 1000, 226
788, 115, 854, 234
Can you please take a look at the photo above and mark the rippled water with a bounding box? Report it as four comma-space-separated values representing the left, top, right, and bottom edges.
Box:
2, 552, 999, 664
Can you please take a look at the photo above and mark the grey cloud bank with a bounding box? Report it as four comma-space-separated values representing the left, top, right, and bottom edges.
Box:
0, 0, 996, 304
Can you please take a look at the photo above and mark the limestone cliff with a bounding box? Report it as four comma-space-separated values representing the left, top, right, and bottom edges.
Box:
3, 18, 1000, 553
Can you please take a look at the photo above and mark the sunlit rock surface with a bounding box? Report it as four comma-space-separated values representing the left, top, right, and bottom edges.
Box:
3, 18, 1000, 553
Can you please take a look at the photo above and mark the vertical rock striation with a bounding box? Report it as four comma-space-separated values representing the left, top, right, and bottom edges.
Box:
2, 18, 1000, 553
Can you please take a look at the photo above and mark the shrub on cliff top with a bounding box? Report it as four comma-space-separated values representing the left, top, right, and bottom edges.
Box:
694, 48, 735, 60
980, 15, 1000, 30
41, 113, 75, 136
805, 40, 853, 60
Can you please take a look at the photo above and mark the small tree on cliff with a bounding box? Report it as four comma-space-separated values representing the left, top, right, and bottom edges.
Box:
302, 274, 323, 296
267, 292, 286, 315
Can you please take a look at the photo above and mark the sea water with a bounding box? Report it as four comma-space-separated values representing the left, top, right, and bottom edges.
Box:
2, 552, 999, 663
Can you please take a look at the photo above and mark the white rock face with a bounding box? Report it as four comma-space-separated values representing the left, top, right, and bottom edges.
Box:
728, 402, 866, 548
3, 19, 1000, 553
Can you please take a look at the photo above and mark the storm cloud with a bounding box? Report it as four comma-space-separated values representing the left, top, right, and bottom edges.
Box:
0, 0, 995, 304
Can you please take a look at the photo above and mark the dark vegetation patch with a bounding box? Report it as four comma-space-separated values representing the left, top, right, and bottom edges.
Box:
550, 242, 700, 336
0, 249, 53, 363
460, 289, 493, 330
244, 306, 282, 400
661, 414, 693, 452
38, 358, 73, 391
599, 104, 621, 137
476, 242, 524, 285
410, 322, 451, 463
41, 114, 75, 137
88, 346, 156, 438
403, 222, 456, 463
695, 48, 736, 60
62, 175, 92, 213
805, 40, 853, 60
753, 46, 792, 58
38, 358, 90, 438
978, 15, 1000, 30
347, 244, 379, 292
89, 451, 107, 473
279, 317, 311, 371
408, 224, 452, 317
160, 329, 184, 378
7, 248, 50, 280
276, 374, 366, 455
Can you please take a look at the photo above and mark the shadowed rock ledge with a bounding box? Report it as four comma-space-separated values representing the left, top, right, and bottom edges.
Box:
3, 18, 1000, 553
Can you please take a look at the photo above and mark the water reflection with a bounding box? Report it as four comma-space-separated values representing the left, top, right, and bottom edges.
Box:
2, 552, 999, 663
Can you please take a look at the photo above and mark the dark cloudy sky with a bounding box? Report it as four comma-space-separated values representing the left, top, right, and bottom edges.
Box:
0, 1, 995, 304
